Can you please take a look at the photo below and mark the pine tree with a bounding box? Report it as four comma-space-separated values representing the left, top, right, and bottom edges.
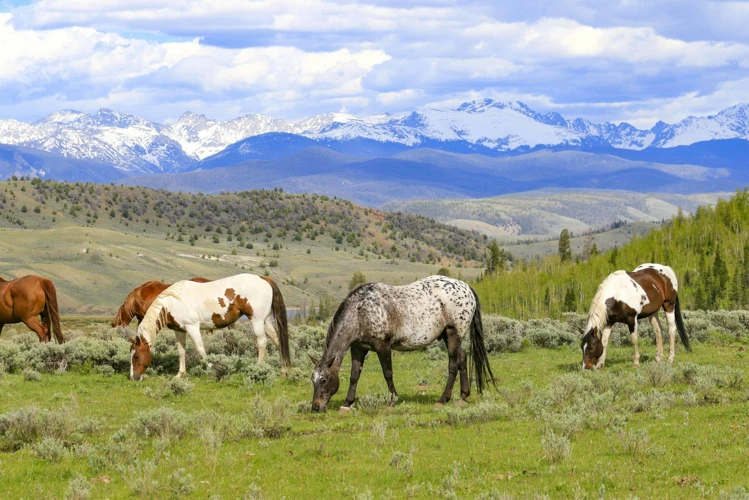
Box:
558, 229, 572, 262
609, 245, 619, 267
590, 243, 599, 257
563, 285, 577, 312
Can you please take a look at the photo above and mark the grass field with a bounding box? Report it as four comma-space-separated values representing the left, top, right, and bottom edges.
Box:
1, 320, 748, 499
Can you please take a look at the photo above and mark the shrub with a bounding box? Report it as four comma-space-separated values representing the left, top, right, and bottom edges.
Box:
93, 365, 115, 377
644, 362, 674, 387
0, 405, 77, 450
65, 474, 92, 500
167, 377, 194, 397
23, 368, 42, 381
243, 362, 277, 386
169, 468, 195, 496
127, 407, 189, 440
541, 431, 571, 462
356, 393, 391, 415
30, 436, 68, 462
441, 400, 508, 426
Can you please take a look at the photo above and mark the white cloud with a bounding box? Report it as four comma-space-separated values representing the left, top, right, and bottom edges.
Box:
2, 1, 749, 125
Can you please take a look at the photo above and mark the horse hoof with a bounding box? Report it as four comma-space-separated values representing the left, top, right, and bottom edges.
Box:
454, 399, 468, 408
338, 406, 351, 414
434, 402, 445, 409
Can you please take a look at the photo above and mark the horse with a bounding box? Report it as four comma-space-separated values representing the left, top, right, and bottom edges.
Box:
310, 275, 496, 413
112, 278, 211, 327
0, 275, 64, 343
581, 263, 691, 370
129, 273, 290, 381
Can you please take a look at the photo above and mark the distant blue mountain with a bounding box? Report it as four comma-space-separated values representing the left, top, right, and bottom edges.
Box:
0, 144, 125, 183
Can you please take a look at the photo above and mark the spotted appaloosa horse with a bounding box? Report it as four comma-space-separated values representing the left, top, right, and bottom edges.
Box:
311, 275, 495, 413
581, 263, 691, 370
112, 278, 210, 327
0, 275, 63, 343
129, 273, 290, 381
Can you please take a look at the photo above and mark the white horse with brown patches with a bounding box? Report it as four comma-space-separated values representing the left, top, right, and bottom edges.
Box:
581, 263, 691, 370
129, 273, 290, 380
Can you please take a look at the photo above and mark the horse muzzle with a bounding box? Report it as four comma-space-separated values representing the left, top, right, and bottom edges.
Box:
131, 373, 143, 382
311, 402, 327, 413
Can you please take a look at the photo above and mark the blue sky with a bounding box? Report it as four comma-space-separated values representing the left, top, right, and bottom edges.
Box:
1, 0, 748, 127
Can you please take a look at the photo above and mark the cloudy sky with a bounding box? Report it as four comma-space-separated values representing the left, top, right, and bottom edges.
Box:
1, 0, 748, 127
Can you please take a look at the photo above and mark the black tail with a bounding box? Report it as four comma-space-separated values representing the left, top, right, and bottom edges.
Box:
262, 277, 291, 369
469, 288, 496, 394
674, 294, 691, 352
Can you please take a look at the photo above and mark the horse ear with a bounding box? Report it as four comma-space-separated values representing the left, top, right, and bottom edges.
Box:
591, 327, 599, 338
130, 336, 137, 345
308, 355, 319, 365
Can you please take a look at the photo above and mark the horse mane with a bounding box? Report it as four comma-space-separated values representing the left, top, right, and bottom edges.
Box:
585, 271, 627, 333
325, 300, 349, 350
0, 276, 5, 282
137, 281, 187, 343
324, 282, 377, 352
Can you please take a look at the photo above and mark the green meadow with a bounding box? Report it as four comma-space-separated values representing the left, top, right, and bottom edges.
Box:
1, 317, 748, 499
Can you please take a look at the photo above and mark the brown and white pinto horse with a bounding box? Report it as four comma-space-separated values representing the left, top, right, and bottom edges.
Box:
0, 275, 64, 343
129, 273, 290, 380
581, 263, 691, 370
112, 278, 211, 327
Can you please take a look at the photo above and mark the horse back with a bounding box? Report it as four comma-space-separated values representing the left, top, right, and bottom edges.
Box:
628, 268, 676, 316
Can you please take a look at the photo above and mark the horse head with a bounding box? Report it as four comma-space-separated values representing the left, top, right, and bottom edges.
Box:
130, 335, 152, 381
310, 354, 340, 412
580, 327, 604, 370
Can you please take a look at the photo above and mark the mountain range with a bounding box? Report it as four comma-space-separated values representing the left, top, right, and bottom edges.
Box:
2, 100, 749, 178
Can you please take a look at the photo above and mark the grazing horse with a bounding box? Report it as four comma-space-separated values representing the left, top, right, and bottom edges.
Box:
0, 275, 63, 343
581, 263, 691, 370
310, 275, 495, 413
112, 278, 210, 327
129, 273, 290, 380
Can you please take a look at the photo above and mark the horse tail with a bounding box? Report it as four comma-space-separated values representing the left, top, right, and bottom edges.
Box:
42, 280, 64, 344
469, 287, 496, 395
262, 277, 291, 369
675, 294, 691, 352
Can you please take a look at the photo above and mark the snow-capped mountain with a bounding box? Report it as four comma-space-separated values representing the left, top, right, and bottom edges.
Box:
2, 100, 749, 176
0, 109, 195, 174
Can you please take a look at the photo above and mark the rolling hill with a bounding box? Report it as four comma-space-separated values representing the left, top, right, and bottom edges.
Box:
382, 190, 729, 238
0, 178, 485, 314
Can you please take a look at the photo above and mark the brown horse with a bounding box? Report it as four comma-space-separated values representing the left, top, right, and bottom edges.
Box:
581, 263, 691, 370
0, 275, 64, 343
112, 278, 211, 327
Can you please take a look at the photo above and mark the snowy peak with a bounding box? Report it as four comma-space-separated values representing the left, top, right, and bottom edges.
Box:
3, 100, 749, 176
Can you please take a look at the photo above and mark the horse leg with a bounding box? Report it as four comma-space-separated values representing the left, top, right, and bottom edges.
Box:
22, 316, 49, 343
343, 345, 368, 408
437, 327, 461, 406
251, 318, 268, 364
175, 330, 187, 378
595, 326, 613, 370
629, 317, 640, 367
262, 316, 287, 376
665, 310, 677, 364
651, 315, 664, 363
376, 347, 399, 406
186, 324, 211, 369
457, 348, 470, 400
41, 309, 52, 343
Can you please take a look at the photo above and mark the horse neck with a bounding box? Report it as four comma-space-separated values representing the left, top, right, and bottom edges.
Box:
138, 301, 167, 345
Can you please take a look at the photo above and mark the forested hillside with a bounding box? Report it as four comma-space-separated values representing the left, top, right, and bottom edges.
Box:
475, 190, 749, 319
0, 177, 485, 266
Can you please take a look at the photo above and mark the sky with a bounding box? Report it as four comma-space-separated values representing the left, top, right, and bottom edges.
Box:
1, 0, 749, 127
